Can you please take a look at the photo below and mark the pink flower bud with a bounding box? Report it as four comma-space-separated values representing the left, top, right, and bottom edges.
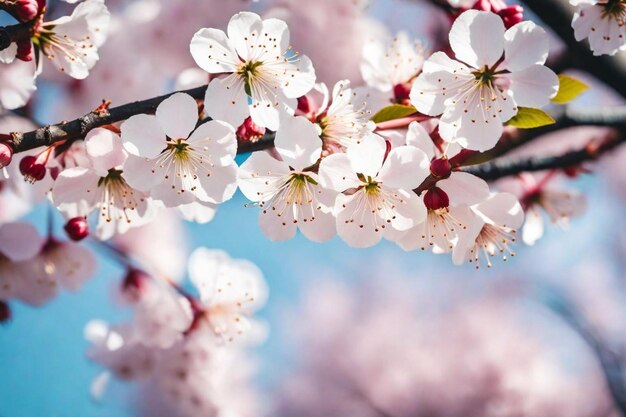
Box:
471, 0, 509, 12
472, 0, 494, 12
64, 217, 89, 241
430, 157, 452, 179
297, 95, 312, 115
121, 268, 150, 303
498, 5, 524, 29
16, 39, 33, 62
15, 0, 39, 21
19, 155, 46, 183
236, 117, 266, 143
0, 301, 11, 324
0, 143, 13, 169
424, 187, 450, 210
393, 83, 412, 105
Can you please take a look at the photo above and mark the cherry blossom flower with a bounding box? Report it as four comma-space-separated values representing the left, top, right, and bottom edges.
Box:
0, 222, 97, 306
506, 173, 588, 245
34, 0, 111, 79
453, 192, 524, 268
357, 31, 426, 110
190, 11, 316, 130
571, 0, 626, 56
121, 93, 238, 208
410, 10, 559, 151
308, 80, 374, 152
319, 133, 430, 248
52, 128, 156, 240
187, 248, 268, 343
239, 116, 338, 242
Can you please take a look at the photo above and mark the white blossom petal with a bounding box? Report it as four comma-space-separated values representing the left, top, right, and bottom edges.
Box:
275, 116, 322, 170
449, 10, 505, 69
121, 114, 166, 158
156, 93, 199, 140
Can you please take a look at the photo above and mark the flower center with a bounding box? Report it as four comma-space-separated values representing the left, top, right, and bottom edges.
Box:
473, 66, 498, 86
603, 0, 626, 22
97, 169, 141, 223
469, 223, 517, 269
166, 139, 191, 160
237, 61, 263, 96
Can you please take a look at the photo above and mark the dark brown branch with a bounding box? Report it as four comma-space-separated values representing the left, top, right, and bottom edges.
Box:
463, 133, 626, 180
10, 86, 206, 152
0, 20, 34, 51
6, 84, 276, 155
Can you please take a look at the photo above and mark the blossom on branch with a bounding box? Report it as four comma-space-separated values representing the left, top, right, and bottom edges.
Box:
121, 93, 238, 208
410, 10, 559, 151
319, 134, 430, 248
239, 116, 337, 242
190, 11, 316, 130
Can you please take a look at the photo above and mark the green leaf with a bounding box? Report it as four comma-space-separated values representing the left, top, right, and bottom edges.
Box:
551, 74, 589, 104
370, 104, 417, 124
506, 107, 555, 129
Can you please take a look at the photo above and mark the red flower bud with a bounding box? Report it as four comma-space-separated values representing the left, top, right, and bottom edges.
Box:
424, 187, 450, 210
472, 0, 494, 12
19, 155, 46, 183
393, 83, 412, 105
64, 217, 89, 241
498, 5, 524, 29
15, 0, 39, 21
122, 268, 151, 303
297, 95, 312, 115
430, 157, 452, 178
236, 117, 266, 143
0, 143, 13, 169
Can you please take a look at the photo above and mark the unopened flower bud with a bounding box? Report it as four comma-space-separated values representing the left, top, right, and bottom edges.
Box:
424, 187, 450, 210
498, 5, 524, 29
472, 0, 507, 12
430, 157, 452, 178
15, 0, 39, 21
16, 39, 33, 62
0, 301, 11, 324
121, 268, 150, 302
19, 155, 46, 183
297, 95, 312, 115
236, 117, 266, 143
64, 217, 89, 241
393, 83, 412, 105
0, 143, 13, 169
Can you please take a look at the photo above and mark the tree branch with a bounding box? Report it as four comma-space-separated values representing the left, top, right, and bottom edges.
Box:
5, 84, 276, 155
463, 133, 626, 180
462, 106, 626, 165
0, 20, 34, 51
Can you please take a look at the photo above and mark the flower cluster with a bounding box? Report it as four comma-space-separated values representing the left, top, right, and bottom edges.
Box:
86, 248, 267, 417
1, 9, 577, 270
0, 0, 110, 110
